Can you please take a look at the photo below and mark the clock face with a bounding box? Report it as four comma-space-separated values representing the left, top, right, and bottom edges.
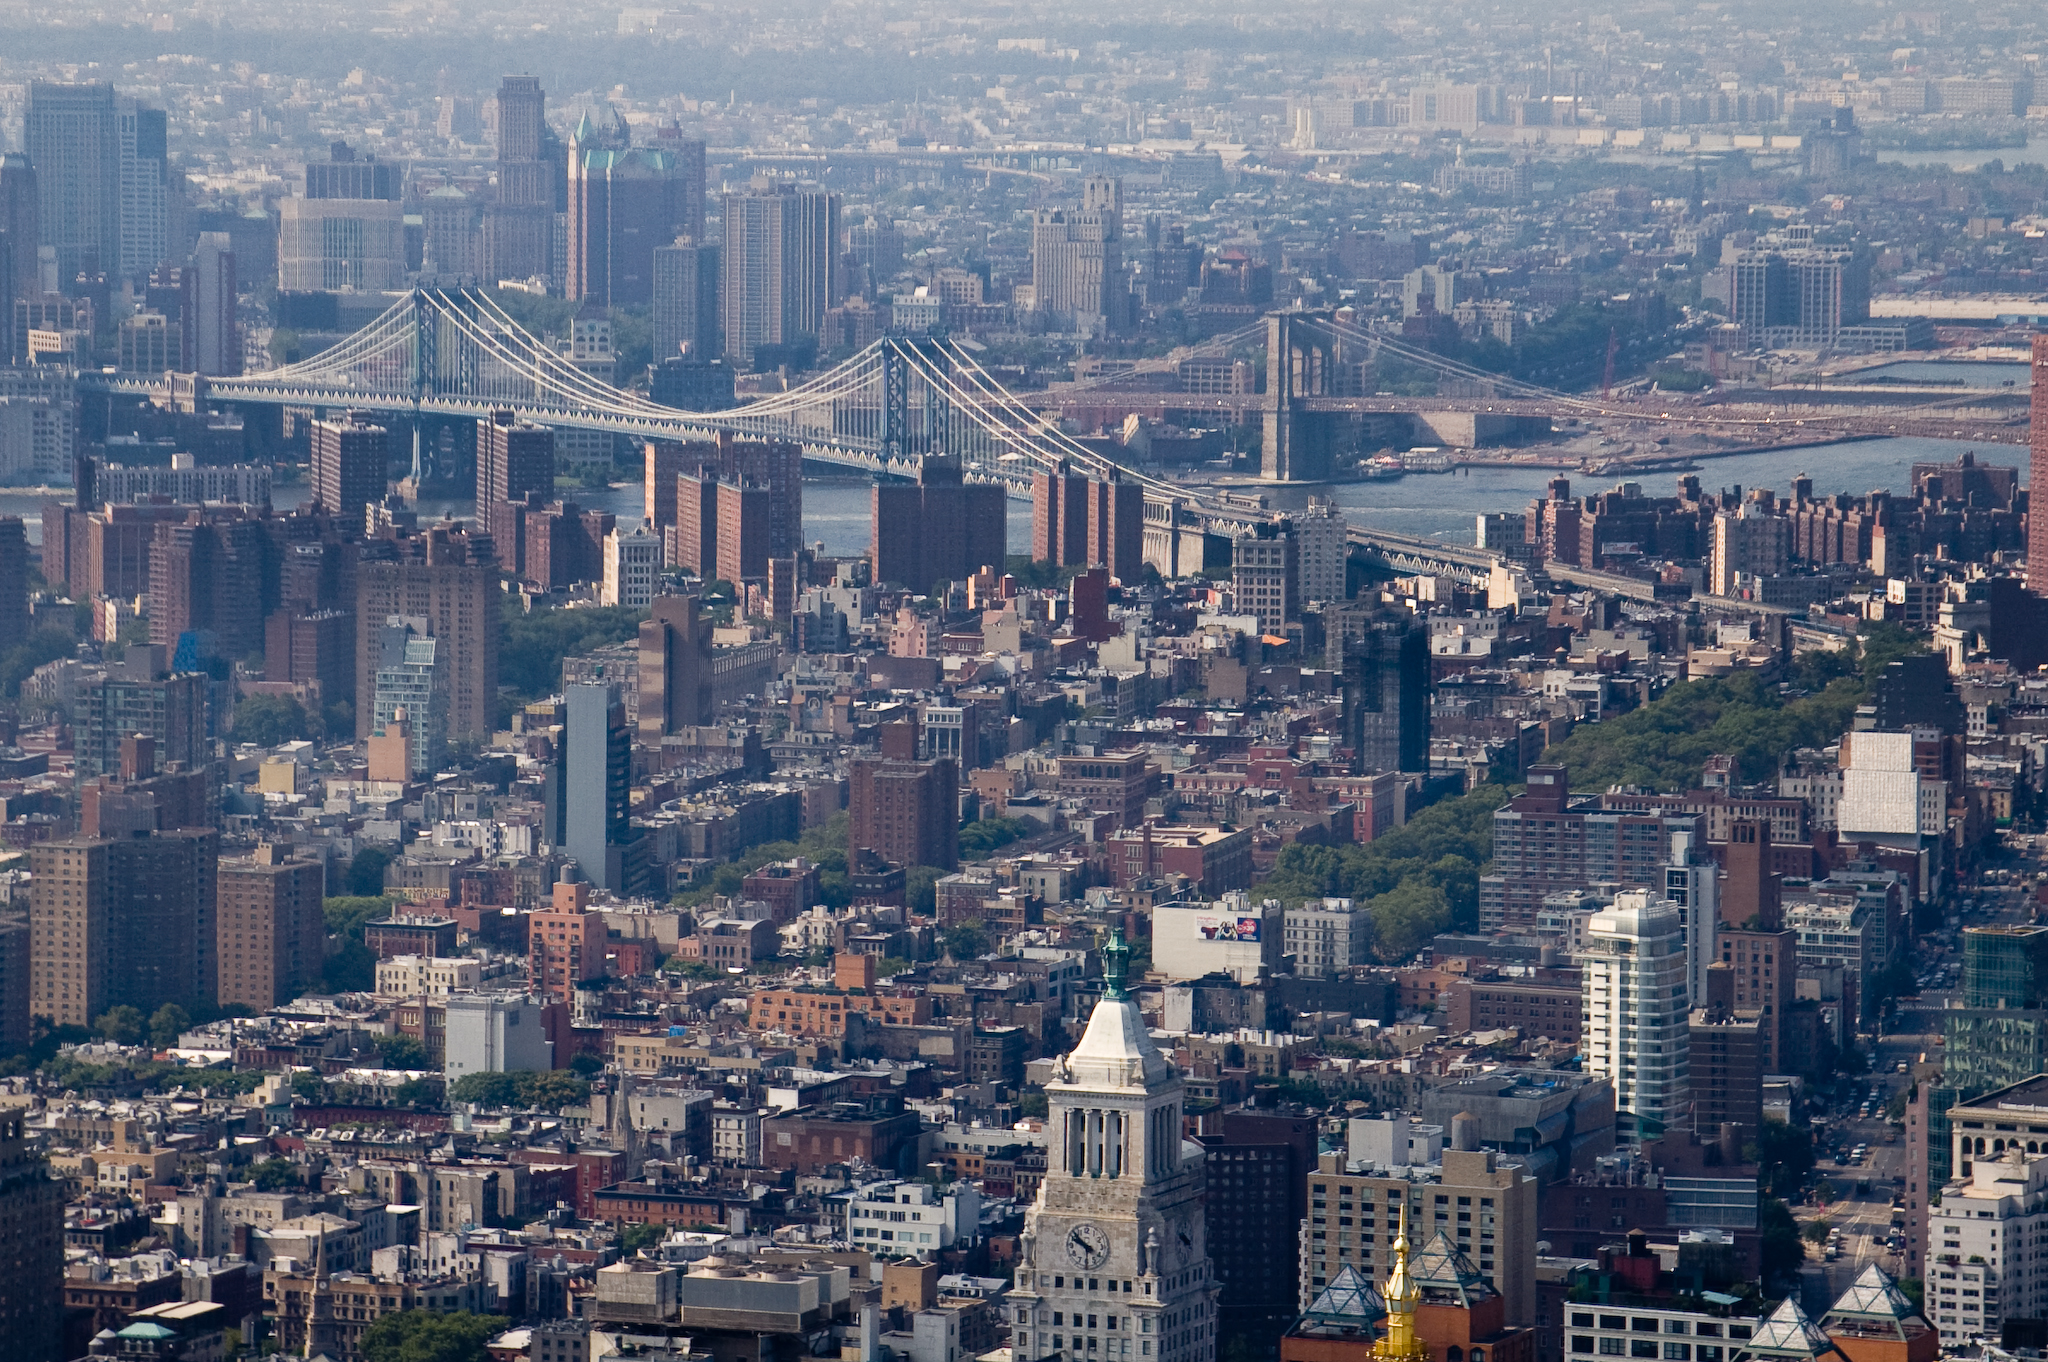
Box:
1066, 1222, 1112, 1269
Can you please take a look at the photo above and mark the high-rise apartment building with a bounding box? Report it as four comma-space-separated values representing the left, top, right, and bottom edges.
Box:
565, 681, 642, 893
1709, 498, 1791, 599
310, 413, 389, 528
637, 594, 714, 739
371, 616, 445, 777
716, 478, 772, 585
1341, 611, 1429, 775
475, 409, 554, 548
483, 75, 554, 283
1232, 522, 1297, 632
655, 436, 802, 576
75, 645, 208, 780
353, 526, 498, 742
1192, 1113, 1318, 1353
1579, 890, 1691, 1142
850, 754, 959, 872
1083, 474, 1145, 583
529, 879, 605, 1006
1029, 175, 1129, 332
566, 113, 705, 306
25, 81, 119, 282
28, 829, 217, 1027
871, 455, 1007, 592
0, 1111, 63, 1362
652, 237, 720, 361
1296, 497, 1349, 605
216, 845, 325, 1011
1032, 466, 1089, 567
720, 183, 840, 366
148, 507, 273, 661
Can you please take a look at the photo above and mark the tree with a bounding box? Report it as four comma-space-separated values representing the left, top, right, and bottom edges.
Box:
1367, 878, 1453, 964
375, 1034, 430, 1070
148, 1004, 192, 1049
94, 1005, 146, 1045
515, 1070, 591, 1111
392, 1076, 441, 1108
448, 1071, 522, 1108
1748, 1117, 1817, 1199
943, 919, 990, 962
1759, 1196, 1806, 1288
361, 1309, 499, 1362
342, 850, 395, 898
620, 1222, 666, 1255
0, 624, 77, 702
1802, 1217, 1832, 1244
289, 1069, 325, 1101
234, 694, 312, 746
906, 865, 942, 917
323, 941, 376, 994
248, 1157, 301, 1191
569, 1052, 604, 1077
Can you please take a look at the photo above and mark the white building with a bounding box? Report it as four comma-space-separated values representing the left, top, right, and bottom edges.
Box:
1838, 731, 1947, 839
278, 197, 405, 291
443, 993, 553, 1080
374, 954, 480, 997
1283, 897, 1372, 979
711, 1103, 766, 1165
1295, 498, 1348, 607
1153, 892, 1283, 984
1345, 1115, 1445, 1170
844, 1179, 983, 1258
0, 366, 76, 482
604, 525, 660, 608
1928, 1147, 2048, 1343
1662, 829, 1718, 1011
1007, 934, 1219, 1362
1578, 891, 1691, 1142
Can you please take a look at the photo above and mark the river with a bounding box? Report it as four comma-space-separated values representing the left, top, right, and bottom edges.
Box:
0, 434, 2013, 560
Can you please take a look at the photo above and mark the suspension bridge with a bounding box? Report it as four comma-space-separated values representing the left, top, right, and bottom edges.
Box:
79, 289, 2027, 581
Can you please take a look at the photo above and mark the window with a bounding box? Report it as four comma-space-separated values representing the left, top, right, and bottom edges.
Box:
1572, 1343, 1595, 1358
1632, 1343, 1659, 1358
1599, 1341, 1626, 1356
1664, 1347, 1689, 1359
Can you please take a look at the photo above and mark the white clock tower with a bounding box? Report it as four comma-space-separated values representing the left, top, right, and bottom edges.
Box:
1010, 931, 1217, 1362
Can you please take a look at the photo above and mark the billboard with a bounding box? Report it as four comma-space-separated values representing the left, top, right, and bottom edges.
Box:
1194, 915, 1262, 943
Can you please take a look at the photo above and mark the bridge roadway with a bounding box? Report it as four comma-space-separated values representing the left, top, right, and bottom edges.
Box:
1035, 389, 2032, 444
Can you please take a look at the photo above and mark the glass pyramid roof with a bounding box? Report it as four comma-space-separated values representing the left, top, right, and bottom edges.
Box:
1411, 1231, 1498, 1305
1825, 1265, 1919, 1324
1302, 1265, 1388, 1326
1741, 1298, 1837, 1359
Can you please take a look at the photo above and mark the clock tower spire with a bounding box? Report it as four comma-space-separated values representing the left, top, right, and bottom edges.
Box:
1009, 934, 1217, 1362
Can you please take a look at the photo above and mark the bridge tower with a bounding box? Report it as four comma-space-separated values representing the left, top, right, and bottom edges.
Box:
1261, 311, 1338, 482
881, 337, 954, 461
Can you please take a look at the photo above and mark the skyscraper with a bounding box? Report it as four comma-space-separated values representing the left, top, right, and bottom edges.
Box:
1340, 611, 1430, 775
0, 153, 38, 306
0, 517, 27, 647
1029, 175, 1129, 333
566, 112, 704, 307
0, 1111, 63, 1362
652, 237, 720, 361
1084, 472, 1145, 583
116, 96, 169, 280
215, 844, 325, 1011
25, 81, 119, 282
372, 616, 445, 777
76, 645, 208, 780
1231, 521, 1297, 633
657, 436, 802, 576
1008, 932, 1218, 1362
483, 75, 554, 284
476, 409, 555, 548
871, 455, 1007, 591
310, 413, 388, 527
278, 196, 405, 291
720, 183, 840, 367
1579, 890, 1691, 1142
2030, 334, 2048, 596
638, 594, 714, 739
353, 526, 498, 742
1295, 497, 1349, 605
565, 681, 643, 893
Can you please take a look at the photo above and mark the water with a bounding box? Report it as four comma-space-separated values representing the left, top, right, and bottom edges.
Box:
1322, 436, 2016, 543
0, 475, 1035, 560
1854, 361, 2029, 388
1874, 138, 2048, 169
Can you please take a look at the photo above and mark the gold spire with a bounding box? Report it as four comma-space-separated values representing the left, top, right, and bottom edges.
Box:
1374, 1205, 1430, 1362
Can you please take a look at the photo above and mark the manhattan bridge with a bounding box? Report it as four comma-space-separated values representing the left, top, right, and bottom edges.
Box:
84, 285, 2029, 585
